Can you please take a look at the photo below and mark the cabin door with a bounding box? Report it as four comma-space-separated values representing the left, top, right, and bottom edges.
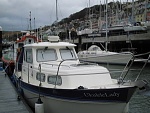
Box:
22, 48, 34, 83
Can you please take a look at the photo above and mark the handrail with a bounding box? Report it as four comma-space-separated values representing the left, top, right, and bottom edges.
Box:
117, 54, 135, 84
135, 54, 150, 82
118, 52, 150, 84
55, 60, 65, 88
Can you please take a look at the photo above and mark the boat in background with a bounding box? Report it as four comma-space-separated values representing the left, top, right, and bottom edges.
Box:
78, 45, 133, 65
2, 32, 39, 76
2, 48, 15, 75
11, 35, 149, 113
78, 0, 133, 65
100, 23, 125, 36
124, 22, 147, 33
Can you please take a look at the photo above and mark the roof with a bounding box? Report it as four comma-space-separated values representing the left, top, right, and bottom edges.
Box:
24, 41, 76, 48
16, 35, 40, 43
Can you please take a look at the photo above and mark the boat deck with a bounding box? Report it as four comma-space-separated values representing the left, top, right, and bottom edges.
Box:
0, 70, 33, 113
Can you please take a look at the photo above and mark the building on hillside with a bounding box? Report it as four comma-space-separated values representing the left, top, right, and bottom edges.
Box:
135, 9, 145, 22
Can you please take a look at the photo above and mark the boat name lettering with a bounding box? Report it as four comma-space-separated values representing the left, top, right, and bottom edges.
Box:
84, 92, 120, 98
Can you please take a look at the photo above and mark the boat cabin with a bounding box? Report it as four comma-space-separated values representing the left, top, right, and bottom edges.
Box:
14, 35, 38, 61
17, 36, 113, 89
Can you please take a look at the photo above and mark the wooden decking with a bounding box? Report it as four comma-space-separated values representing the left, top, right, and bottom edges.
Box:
0, 71, 33, 113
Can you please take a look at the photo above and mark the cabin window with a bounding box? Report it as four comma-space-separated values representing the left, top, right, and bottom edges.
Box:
25, 49, 33, 63
36, 49, 57, 62
36, 72, 45, 82
25, 38, 34, 44
60, 48, 76, 60
47, 75, 62, 86
18, 43, 24, 48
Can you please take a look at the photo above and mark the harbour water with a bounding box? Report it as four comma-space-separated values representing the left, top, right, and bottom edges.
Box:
128, 64, 150, 113
104, 63, 150, 113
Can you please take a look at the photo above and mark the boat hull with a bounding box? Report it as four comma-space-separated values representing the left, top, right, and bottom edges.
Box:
78, 53, 133, 65
19, 80, 136, 113
23, 89, 129, 113
124, 26, 147, 32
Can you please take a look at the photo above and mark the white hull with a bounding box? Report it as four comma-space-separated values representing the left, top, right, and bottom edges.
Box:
124, 26, 147, 32
78, 52, 133, 65
23, 88, 129, 113
108, 27, 124, 31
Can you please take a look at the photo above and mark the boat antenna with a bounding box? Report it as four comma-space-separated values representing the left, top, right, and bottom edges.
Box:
38, 64, 42, 98
34, 17, 38, 43
34, 17, 36, 33
29, 11, 32, 35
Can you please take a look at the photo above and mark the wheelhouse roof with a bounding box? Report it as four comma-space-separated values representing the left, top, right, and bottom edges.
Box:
24, 41, 76, 48
16, 35, 39, 43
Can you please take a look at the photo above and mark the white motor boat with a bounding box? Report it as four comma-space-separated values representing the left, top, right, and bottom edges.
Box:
100, 24, 124, 36
13, 36, 148, 113
78, 45, 133, 65
124, 23, 147, 32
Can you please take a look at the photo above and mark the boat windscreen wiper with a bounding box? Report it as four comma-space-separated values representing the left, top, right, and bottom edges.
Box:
66, 46, 73, 57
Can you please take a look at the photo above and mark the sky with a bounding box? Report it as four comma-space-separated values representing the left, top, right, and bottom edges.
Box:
0, 0, 105, 31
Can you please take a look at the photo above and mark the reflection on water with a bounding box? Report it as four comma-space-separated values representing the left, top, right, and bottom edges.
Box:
101, 63, 150, 113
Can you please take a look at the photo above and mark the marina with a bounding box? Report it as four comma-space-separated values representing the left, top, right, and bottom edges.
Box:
70, 30, 150, 57
1, 31, 150, 113
1, 0, 150, 112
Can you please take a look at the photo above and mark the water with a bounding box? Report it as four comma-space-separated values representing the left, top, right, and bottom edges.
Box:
128, 65, 150, 113
103, 63, 150, 113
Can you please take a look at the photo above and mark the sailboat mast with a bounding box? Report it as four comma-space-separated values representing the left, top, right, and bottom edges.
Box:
89, 0, 92, 30
99, 1, 101, 30
145, 0, 147, 21
56, 0, 58, 22
131, 0, 134, 24
105, 0, 108, 52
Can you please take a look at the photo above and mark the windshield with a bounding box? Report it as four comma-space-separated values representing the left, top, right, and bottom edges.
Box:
60, 48, 77, 60
36, 49, 57, 62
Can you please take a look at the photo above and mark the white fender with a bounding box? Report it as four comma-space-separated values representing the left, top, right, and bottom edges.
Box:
35, 98, 44, 113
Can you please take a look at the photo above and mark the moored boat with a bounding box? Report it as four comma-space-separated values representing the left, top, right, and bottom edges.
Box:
2, 32, 39, 76
78, 45, 133, 65
2, 48, 15, 76
12, 35, 149, 113
124, 22, 147, 32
